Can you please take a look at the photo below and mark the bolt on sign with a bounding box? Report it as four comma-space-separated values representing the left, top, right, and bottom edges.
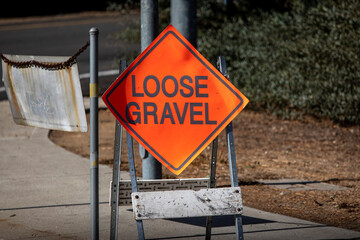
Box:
102, 25, 249, 175
1, 55, 87, 132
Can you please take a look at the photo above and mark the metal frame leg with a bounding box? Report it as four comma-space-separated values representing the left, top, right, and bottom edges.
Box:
205, 137, 218, 240
218, 56, 244, 240
110, 60, 127, 240
110, 120, 122, 240
227, 122, 244, 240
127, 131, 145, 240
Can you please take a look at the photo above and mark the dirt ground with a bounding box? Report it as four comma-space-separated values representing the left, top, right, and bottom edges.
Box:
49, 109, 360, 232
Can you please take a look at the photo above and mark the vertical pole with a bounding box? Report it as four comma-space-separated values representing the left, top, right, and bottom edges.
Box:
140, 0, 162, 180
171, 0, 197, 47
89, 27, 99, 240
141, 0, 158, 51
110, 60, 127, 240
218, 56, 244, 240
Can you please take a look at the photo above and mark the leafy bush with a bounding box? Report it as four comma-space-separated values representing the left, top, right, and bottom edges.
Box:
197, 0, 360, 124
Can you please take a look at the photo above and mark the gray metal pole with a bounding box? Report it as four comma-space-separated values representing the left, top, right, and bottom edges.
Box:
171, 0, 197, 47
141, 0, 158, 51
89, 27, 99, 240
140, 0, 162, 180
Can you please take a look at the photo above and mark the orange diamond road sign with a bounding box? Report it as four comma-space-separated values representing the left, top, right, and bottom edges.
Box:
102, 25, 249, 175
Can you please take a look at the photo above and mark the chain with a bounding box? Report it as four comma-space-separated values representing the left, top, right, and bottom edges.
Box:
0, 41, 89, 70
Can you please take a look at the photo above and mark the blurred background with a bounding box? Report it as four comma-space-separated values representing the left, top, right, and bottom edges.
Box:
2, 0, 359, 125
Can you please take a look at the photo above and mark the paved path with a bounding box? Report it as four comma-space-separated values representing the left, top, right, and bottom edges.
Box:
0, 12, 138, 100
0, 99, 359, 239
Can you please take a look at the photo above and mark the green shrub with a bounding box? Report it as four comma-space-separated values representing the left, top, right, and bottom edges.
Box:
197, 0, 360, 124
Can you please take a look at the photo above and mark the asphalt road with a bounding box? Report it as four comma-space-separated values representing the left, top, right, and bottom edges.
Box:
0, 12, 140, 100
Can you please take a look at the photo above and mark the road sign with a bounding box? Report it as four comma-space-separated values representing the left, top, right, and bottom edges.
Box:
102, 25, 249, 175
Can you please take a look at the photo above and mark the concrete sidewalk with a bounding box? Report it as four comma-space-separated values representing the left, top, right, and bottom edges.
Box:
0, 99, 359, 240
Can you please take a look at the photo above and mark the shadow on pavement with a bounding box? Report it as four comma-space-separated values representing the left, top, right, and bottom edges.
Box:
166, 215, 274, 228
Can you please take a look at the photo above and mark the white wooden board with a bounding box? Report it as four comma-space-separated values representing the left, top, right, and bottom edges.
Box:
132, 187, 243, 220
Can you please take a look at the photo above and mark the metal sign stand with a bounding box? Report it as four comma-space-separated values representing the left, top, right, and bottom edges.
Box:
109, 56, 244, 240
